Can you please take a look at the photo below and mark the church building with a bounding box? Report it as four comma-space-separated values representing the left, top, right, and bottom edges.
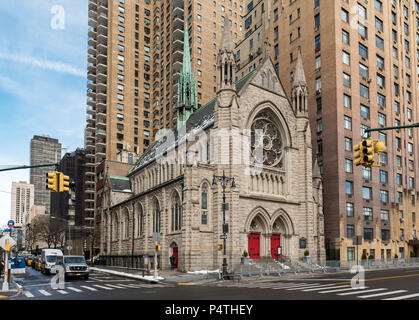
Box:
99, 20, 325, 271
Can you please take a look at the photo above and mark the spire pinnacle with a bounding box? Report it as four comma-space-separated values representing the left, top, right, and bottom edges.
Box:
221, 18, 233, 51
293, 50, 306, 87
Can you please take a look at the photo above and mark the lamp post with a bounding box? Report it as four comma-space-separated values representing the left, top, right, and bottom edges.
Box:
212, 170, 236, 279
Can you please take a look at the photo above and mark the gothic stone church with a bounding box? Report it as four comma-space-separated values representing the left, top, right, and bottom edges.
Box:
99, 21, 326, 271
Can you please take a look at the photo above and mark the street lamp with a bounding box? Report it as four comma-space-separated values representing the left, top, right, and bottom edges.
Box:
212, 170, 236, 279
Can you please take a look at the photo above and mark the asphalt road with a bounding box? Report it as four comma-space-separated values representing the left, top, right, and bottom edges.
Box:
8, 266, 419, 301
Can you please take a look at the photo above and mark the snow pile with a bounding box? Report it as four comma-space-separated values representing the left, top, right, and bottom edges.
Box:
187, 269, 219, 274
277, 263, 290, 270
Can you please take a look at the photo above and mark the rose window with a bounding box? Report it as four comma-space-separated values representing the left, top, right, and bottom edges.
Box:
251, 111, 284, 168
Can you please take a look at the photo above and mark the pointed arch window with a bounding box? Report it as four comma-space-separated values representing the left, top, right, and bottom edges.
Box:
125, 212, 130, 239
138, 205, 144, 236
201, 183, 209, 225
171, 192, 182, 231
153, 200, 161, 233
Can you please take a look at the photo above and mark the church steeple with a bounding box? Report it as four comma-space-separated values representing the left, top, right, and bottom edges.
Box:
292, 50, 308, 116
217, 18, 236, 92
176, 19, 197, 130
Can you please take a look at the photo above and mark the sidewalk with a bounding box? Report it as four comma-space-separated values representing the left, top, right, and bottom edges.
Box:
89, 266, 220, 285
0, 275, 21, 298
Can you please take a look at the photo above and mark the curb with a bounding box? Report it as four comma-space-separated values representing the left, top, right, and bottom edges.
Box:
89, 267, 163, 283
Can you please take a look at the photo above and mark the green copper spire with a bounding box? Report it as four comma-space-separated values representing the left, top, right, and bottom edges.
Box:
176, 18, 197, 130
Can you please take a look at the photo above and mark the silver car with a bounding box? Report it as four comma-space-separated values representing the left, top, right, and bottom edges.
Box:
57, 255, 89, 280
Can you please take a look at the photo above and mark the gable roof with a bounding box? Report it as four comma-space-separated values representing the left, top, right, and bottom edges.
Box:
128, 71, 256, 176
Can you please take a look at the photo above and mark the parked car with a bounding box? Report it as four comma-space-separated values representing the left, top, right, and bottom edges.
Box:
35, 258, 42, 271
31, 257, 39, 269
11, 257, 26, 275
40, 249, 63, 275
56, 255, 89, 280
25, 256, 35, 267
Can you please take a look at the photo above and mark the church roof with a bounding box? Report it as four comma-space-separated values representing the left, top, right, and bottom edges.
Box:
128, 70, 256, 176
109, 175, 132, 193
293, 50, 307, 87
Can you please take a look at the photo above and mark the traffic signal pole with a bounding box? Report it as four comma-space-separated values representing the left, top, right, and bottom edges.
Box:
0, 163, 60, 173
363, 123, 419, 137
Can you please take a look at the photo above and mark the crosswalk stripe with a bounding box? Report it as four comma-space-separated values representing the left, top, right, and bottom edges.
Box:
286, 284, 340, 291
114, 283, 136, 288
80, 286, 97, 291
38, 290, 52, 296
358, 290, 407, 299
256, 283, 311, 289
318, 287, 368, 294
275, 283, 323, 290
57, 290, 68, 295
302, 285, 351, 292
23, 291, 34, 298
93, 285, 113, 290
105, 284, 127, 289
338, 288, 387, 296
382, 293, 419, 300
67, 287, 83, 292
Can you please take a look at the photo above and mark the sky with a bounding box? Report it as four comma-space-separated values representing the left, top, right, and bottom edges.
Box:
0, 0, 88, 226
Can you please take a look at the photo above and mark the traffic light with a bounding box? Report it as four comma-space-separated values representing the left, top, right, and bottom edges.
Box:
374, 140, 387, 166
59, 173, 70, 192
361, 138, 374, 166
155, 242, 160, 251
46, 171, 58, 192
353, 140, 364, 166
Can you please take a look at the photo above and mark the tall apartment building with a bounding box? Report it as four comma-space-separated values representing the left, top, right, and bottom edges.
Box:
86, 0, 246, 247
30, 135, 61, 213
11, 181, 34, 228
239, 0, 419, 260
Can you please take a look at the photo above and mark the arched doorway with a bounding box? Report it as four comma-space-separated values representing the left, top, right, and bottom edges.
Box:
170, 242, 178, 269
247, 213, 269, 259
271, 211, 294, 260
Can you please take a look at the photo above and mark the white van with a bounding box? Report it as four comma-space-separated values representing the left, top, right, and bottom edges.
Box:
41, 249, 63, 275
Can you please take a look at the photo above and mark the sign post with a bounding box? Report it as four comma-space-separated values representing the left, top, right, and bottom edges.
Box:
1, 234, 17, 291
278, 246, 282, 264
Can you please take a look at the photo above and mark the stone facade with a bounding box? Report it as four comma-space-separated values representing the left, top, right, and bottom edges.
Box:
99, 24, 325, 271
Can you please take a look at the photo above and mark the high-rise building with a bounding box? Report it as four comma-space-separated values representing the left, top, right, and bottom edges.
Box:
242, 0, 419, 260
11, 181, 34, 228
30, 135, 61, 213
85, 0, 246, 246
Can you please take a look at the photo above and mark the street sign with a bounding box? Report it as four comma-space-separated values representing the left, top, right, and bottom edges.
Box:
7, 220, 14, 229
67, 246, 72, 251
220, 235, 227, 240
219, 213, 229, 221
0, 234, 17, 250
152, 232, 160, 242
277, 247, 282, 255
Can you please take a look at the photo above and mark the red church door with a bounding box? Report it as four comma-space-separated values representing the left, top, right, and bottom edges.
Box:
248, 233, 260, 259
173, 247, 178, 268
271, 234, 281, 259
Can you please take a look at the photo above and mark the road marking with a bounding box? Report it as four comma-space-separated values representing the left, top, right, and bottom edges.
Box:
254, 283, 311, 289
38, 290, 52, 296
178, 282, 195, 285
338, 288, 387, 296
358, 290, 407, 299
286, 284, 340, 291
332, 273, 419, 285
0, 295, 7, 298
382, 293, 419, 300
104, 284, 127, 289
318, 287, 368, 294
57, 290, 68, 295
67, 287, 83, 292
80, 286, 97, 291
93, 284, 113, 290
23, 291, 34, 298
302, 285, 351, 292
272, 283, 322, 289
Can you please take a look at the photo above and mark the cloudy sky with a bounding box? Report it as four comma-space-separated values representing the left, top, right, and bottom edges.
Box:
0, 0, 87, 226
